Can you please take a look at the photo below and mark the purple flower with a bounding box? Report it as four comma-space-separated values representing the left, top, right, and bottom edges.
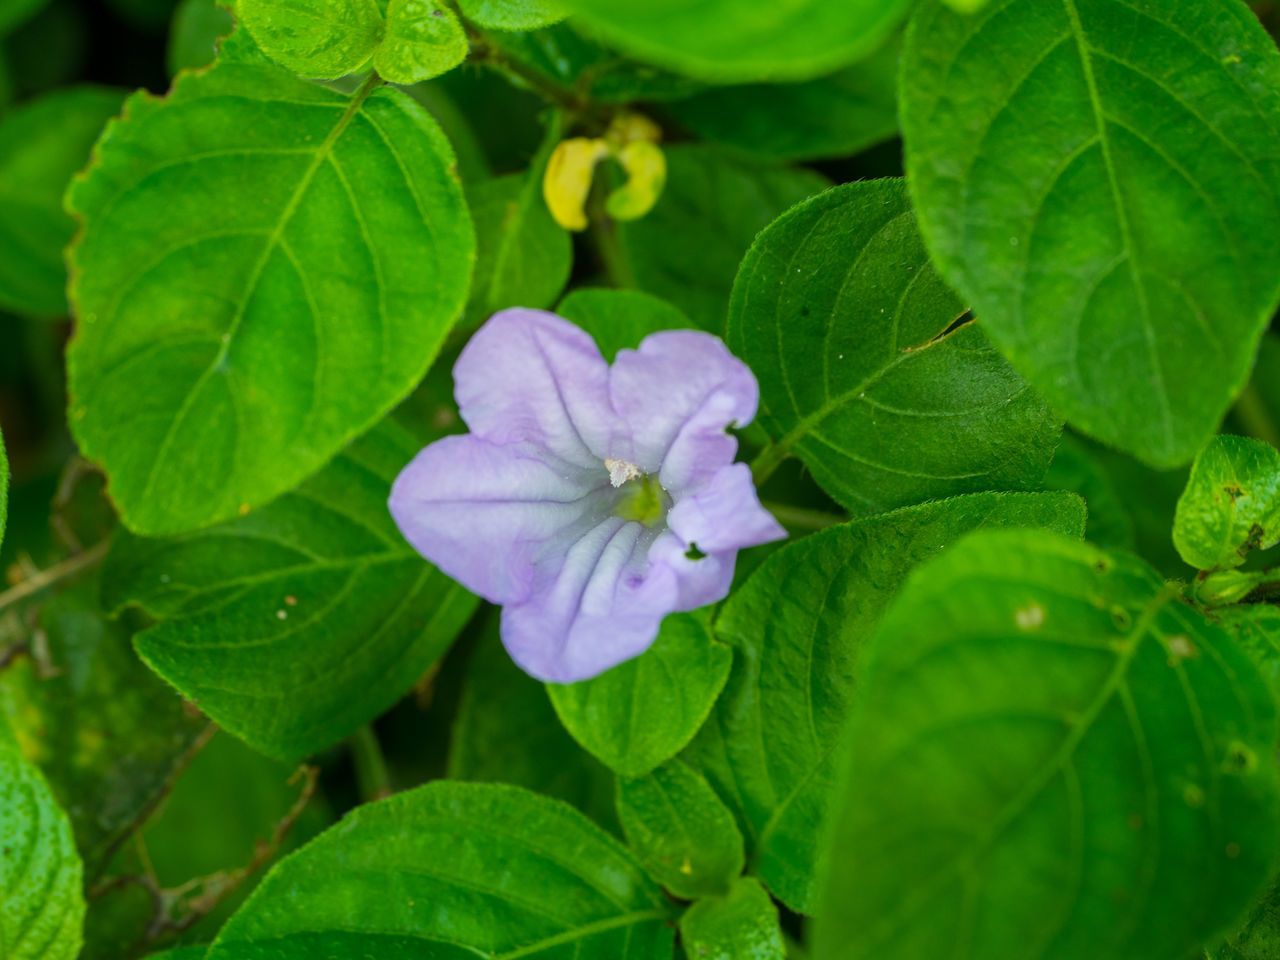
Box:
389, 308, 786, 683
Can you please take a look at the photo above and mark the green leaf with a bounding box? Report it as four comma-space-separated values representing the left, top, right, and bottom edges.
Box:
374, 0, 469, 85
729, 179, 1060, 516
1216, 605, 1280, 703
557, 0, 910, 82
448, 618, 618, 830
167, 0, 235, 74
458, 0, 566, 31
612, 145, 828, 332
1174, 436, 1280, 572
667, 39, 900, 163
0, 0, 49, 35
0, 581, 209, 876
0, 428, 7, 554
466, 134, 572, 324
66, 32, 474, 535
1043, 432, 1135, 551
486, 22, 701, 103
206, 782, 673, 958
679, 878, 786, 960
0, 717, 86, 960
0, 86, 124, 317
617, 759, 745, 899
558, 287, 691, 362
901, 0, 1280, 468
548, 608, 731, 777
687, 491, 1086, 913
101, 421, 479, 762
815, 529, 1280, 960
1210, 873, 1280, 960
237, 0, 384, 79
142, 949, 209, 959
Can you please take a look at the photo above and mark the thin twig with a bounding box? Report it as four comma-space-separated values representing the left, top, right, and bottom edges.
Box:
0, 539, 110, 614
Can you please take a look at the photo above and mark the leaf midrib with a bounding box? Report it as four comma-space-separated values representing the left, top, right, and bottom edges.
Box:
858, 577, 1180, 954
1060, 0, 1174, 450
134, 77, 383, 509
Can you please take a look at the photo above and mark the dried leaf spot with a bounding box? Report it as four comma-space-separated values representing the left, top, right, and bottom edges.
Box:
1224, 741, 1258, 775
1014, 604, 1045, 630
1126, 813, 1144, 832
1165, 634, 1198, 662
1183, 783, 1205, 809
1226, 842, 1242, 859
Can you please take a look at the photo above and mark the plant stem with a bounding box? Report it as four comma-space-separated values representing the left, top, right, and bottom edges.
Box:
0, 538, 110, 614
750, 442, 789, 487
1233, 383, 1280, 449
763, 501, 847, 532
351, 724, 392, 802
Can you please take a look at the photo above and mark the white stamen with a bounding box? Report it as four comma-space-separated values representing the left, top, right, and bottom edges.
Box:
605, 458, 643, 488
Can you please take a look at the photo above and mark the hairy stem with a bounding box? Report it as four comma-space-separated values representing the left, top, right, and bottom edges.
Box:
763, 501, 847, 532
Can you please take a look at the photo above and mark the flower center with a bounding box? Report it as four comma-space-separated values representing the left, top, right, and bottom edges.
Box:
606, 460, 671, 528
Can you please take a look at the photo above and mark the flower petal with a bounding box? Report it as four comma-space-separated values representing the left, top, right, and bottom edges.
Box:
454, 308, 620, 471
389, 434, 605, 606
667, 463, 787, 553
501, 518, 678, 683
608, 331, 759, 494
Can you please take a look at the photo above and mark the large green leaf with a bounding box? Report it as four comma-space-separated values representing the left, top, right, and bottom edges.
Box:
0, 86, 124, 317
612, 145, 828, 332
557, 0, 910, 82
448, 619, 617, 829
617, 759, 745, 899
548, 609, 731, 778
1174, 436, 1280, 572
815, 529, 1280, 960
206, 782, 673, 958
0, 582, 208, 877
0, 718, 85, 960
666, 39, 900, 163
67, 31, 474, 536
901, 0, 1280, 468
557, 287, 691, 362
102, 421, 478, 762
679, 878, 785, 960
687, 491, 1086, 913
729, 179, 1060, 516
459, 0, 566, 30
1216, 605, 1280, 702
486, 23, 700, 104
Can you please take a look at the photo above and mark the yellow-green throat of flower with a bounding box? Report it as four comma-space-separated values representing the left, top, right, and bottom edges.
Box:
606, 459, 671, 527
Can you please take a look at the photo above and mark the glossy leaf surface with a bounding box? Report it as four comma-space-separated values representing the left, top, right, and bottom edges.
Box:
548, 609, 731, 777
729, 179, 1060, 515
902, 0, 1280, 467
816, 529, 1280, 960
67, 32, 474, 534
102, 422, 478, 761
207, 782, 673, 959
689, 491, 1086, 912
